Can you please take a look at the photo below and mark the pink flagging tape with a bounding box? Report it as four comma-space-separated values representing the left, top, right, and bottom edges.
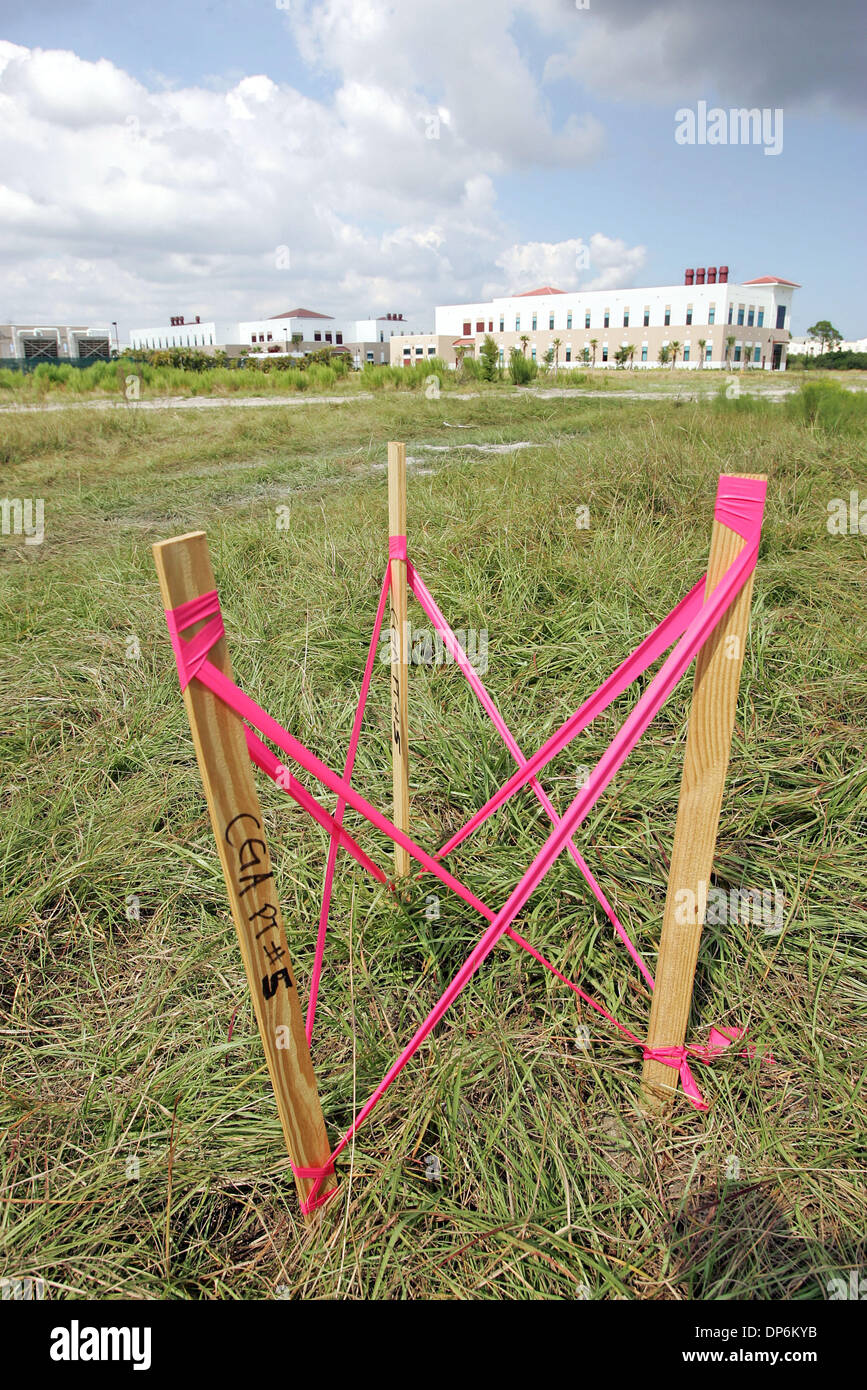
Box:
163, 475, 770, 1212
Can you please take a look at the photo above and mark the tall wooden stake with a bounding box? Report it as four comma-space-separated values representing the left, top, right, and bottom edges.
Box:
388, 441, 411, 878
641, 473, 766, 1109
153, 531, 333, 1213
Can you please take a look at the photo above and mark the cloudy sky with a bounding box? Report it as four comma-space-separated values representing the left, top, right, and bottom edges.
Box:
1, 0, 864, 339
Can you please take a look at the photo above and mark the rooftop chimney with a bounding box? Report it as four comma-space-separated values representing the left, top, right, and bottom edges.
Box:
685, 268, 695, 286
707, 267, 717, 284
696, 267, 706, 285
719, 265, 729, 283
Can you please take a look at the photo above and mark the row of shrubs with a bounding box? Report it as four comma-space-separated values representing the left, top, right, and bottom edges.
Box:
713, 378, 867, 431
787, 351, 867, 371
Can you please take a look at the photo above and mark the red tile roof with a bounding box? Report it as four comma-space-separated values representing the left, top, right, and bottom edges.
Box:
741, 276, 801, 287
514, 286, 566, 297
269, 307, 333, 319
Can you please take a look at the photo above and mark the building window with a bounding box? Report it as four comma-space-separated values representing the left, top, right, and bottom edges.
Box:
267, 333, 273, 341
643, 307, 650, 327
532, 314, 537, 330
757, 309, 764, 327
314, 332, 322, 341
498, 349, 504, 365
728, 305, 733, 324
734, 345, 742, 362
747, 307, 755, 327
604, 309, 610, 328
664, 306, 671, 326
463, 321, 471, 335
565, 347, 571, 362
737, 306, 745, 326
336, 333, 343, 344
499, 316, 504, 332
488, 321, 493, 331
705, 342, 712, 360
708, 304, 716, 325
776, 305, 786, 329
754, 345, 761, 363
585, 312, 591, 329
686, 305, 693, 325
416, 347, 423, 355
531, 347, 536, 361
641, 345, 648, 362
549, 313, 554, 329
428, 346, 436, 355
622, 310, 629, 328
367, 351, 374, 361
325, 333, 333, 343
683, 346, 690, 361
567, 312, 572, 329
476, 321, 484, 333
602, 347, 608, 362
515, 316, 521, 331
404, 347, 411, 356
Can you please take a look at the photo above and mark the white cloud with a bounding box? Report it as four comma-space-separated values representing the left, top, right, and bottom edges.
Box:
492, 233, 647, 294
0, 14, 630, 332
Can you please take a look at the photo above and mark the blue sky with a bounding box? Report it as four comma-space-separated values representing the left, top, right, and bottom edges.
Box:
1, 0, 864, 338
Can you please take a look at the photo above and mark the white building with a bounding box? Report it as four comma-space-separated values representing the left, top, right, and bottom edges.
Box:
392, 269, 800, 371
128, 316, 235, 351
788, 335, 867, 357
238, 308, 427, 367
0, 323, 111, 360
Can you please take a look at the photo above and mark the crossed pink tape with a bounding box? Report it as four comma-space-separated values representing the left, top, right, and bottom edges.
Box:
165, 475, 771, 1213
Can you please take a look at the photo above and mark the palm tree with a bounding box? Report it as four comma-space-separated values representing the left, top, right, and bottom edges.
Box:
581, 346, 590, 366
454, 345, 466, 375
624, 344, 636, 370
589, 338, 598, 368
552, 337, 562, 373
669, 339, 681, 369
519, 334, 530, 357
725, 335, 736, 367
697, 338, 707, 368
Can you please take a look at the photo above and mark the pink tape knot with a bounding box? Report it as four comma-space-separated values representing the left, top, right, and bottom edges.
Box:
290, 1160, 338, 1215
389, 535, 408, 562
164, 589, 224, 690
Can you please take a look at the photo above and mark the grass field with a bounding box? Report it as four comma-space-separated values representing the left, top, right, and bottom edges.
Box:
1, 384, 865, 1300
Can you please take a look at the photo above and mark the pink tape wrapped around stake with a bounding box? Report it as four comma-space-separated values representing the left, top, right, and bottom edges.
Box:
163, 474, 770, 1213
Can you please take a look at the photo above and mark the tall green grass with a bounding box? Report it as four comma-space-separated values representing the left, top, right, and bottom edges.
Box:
0, 390, 864, 1299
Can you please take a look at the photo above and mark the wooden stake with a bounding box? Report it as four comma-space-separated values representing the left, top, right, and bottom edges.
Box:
153, 531, 333, 1212
388, 441, 411, 878
641, 473, 766, 1109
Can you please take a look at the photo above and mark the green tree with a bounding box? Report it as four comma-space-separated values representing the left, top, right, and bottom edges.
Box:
669, 339, 681, 369
697, 337, 707, 367
806, 320, 843, 354
725, 335, 736, 366
657, 344, 670, 366
589, 338, 598, 367
552, 337, 562, 372
519, 333, 530, 357
509, 345, 538, 385
480, 334, 500, 381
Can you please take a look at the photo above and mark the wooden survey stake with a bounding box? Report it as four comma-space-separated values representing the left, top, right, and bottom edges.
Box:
641, 473, 766, 1108
388, 442, 411, 878
153, 531, 333, 1212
